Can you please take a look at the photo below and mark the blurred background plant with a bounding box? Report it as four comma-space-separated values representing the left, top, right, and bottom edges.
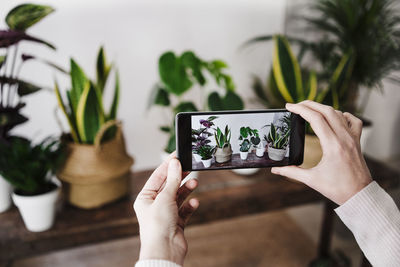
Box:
55, 47, 119, 144
0, 3, 59, 145
148, 50, 244, 153
246, 0, 400, 114
0, 136, 65, 196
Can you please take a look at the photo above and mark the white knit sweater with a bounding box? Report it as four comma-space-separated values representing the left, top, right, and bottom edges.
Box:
136, 181, 400, 267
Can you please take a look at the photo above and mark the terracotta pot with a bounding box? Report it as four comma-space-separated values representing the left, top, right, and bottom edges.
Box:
214, 144, 232, 163
57, 121, 134, 209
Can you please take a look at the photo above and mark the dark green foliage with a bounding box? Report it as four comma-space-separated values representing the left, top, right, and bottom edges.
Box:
197, 145, 214, 160
0, 137, 65, 195
6, 4, 54, 31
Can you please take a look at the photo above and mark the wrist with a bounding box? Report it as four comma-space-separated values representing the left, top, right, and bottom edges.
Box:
139, 240, 185, 266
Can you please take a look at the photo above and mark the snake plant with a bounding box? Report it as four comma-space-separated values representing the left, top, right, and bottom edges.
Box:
266, 123, 290, 150
55, 47, 119, 144
214, 125, 231, 148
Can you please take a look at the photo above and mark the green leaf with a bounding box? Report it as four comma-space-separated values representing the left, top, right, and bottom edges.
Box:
181, 51, 205, 86
76, 82, 104, 144
207, 116, 218, 121
160, 126, 171, 133
173, 102, 198, 114
165, 133, 176, 153
208, 91, 244, 111
0, 55, 6, 70
306, 71, 318, 101
272, 35, 303, 102
108, 70, 120, 119
96, 46, 112, 93
240, 127, 248, 138
6, 4, 54, 31
211, 60, 228, 69
0, 76, 43, 96
154, 87, 170, 106
159, 51, 192, 96
208, 92, 224, 111
70, 59, 87, 101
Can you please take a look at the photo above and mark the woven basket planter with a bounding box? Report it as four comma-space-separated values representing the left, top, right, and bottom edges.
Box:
57, 121, 133, 209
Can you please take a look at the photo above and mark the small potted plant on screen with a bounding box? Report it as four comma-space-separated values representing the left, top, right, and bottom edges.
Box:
197, 145, 214, 168
214, 125, 232, 163
266, 123, 290, 161
239, 127, 252, 160
192, 116, 217, 162
0, 137, 65, 232
249, 129, 264, 157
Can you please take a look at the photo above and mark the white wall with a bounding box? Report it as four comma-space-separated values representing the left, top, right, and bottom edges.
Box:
1, 0, 287, 170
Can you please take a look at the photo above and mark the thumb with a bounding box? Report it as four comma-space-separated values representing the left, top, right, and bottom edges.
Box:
160, 158, 182, 200
271, 166, 310, 184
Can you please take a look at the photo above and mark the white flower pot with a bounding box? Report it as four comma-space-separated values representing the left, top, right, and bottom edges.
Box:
12, 179, 61, 232
0, 175, 12, 213
256, 147, 264, 157
268, 147, 287, 161
232, 168, 259, 176
240, 151, 249, 160
201, 158, 212, 168
193, 153, 202, 162
160, 151, 199, 180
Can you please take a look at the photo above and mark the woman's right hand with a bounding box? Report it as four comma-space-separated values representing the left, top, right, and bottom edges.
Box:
271, 101, 373, 205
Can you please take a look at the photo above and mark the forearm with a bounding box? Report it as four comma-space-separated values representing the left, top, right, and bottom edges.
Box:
335, 181, 400, 267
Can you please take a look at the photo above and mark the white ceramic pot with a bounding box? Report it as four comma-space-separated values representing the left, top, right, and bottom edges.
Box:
240, 151, 249, 160
232, 168, 259, 176
160, 151, 199, 180
12, 179, 61, 232
0, 175, 12, 213
256, 147, 264, 157
268, 147, 287, 161
193, 153, 202, 162
201, 158, 212, 168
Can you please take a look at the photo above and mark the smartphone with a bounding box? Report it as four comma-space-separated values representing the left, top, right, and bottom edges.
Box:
176, 109, 305, 171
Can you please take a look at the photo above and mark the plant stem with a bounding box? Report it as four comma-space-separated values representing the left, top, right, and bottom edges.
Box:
0, 48, 10, 108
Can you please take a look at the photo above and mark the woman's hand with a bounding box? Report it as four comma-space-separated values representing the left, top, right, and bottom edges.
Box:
272, 101, 372, 205
134, 153, 199, 265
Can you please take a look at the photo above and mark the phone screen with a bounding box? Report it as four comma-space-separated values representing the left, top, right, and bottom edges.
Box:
176, 110, 305, 171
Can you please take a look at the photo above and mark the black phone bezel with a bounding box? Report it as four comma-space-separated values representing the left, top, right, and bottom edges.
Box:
176, 109, 305, 171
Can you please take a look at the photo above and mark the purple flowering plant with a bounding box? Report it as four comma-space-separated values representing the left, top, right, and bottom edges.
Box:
192, 116, 218, 154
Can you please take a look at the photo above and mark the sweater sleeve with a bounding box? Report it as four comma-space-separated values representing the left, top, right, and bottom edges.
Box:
335, 181, 400, 267
135, 260, 182, 267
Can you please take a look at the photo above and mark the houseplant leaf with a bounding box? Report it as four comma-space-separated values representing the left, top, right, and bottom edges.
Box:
0, 76, 43, 96
181, 51, 205, 86
173, 102, 198, 114
6, 4, 54, 31
70, 59, 87, 100
76, 82, 104, 144
0, 30, 55, 49
96, 46, 112, 93
159, 51, 192, 96
272, 35, 303, 102
108, 70, 120, 120
306, 71, 318, 100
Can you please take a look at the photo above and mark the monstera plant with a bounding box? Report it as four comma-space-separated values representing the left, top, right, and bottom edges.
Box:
0, 4, 58, 144
149, 51, 244, 153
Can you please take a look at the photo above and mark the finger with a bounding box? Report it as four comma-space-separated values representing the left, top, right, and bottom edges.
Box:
271, 166, 310, 184
178, 198, 199, 229
335, 110, 348, 128
177, 179, 198, 208
141, 151, 177, 192
343, 112, 363, 140
300, 100, 348, 137
160, 159, 182, 200
286, 103, 336, 148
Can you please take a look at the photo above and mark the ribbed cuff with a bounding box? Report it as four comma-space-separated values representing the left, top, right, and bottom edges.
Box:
135, 260, 182, 267
335, 181, 400, 267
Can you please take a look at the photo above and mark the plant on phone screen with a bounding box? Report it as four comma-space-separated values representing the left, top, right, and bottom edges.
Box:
239, 127, 258, 152
148, 51, 244, 153
197, 145, 214, 160
214, 125, 231, 149
266, 124, 290, 149
192, 116, 217, 154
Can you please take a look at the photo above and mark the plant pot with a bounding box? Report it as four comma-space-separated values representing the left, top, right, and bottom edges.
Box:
193, 153, 202, 162
12, 179, 61, 232
214, 144, 233, 163
256, 147, 264, 157
0, 175, 12, 213
268, 147, 287, 161
232, 168, 259, 176
201, 158, 212, 168
301, 134, 322, 169
57, 121, 134, 209
240, 151, 249, 160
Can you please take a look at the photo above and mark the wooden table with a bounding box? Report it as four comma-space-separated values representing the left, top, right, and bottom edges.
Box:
0, 157, 399, 266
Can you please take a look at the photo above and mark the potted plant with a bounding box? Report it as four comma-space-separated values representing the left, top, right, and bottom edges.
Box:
238, 127, 252, 160
192, 116, 217, 162
249, 129, 264, 157
197, 145, 214, 168
266, 124, 290, 161
148, 51, 243, 156
214, 125, 232, 163
54, 47, 133, 209
0, 3, 59, 213
0, 137, 65, 232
